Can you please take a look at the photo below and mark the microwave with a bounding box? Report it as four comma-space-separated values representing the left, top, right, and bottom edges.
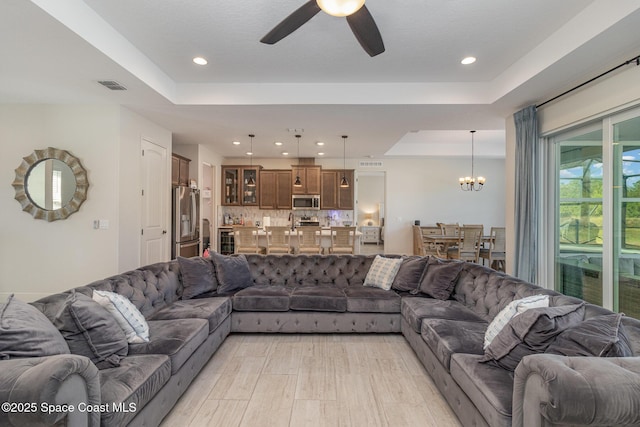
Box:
292, 194, 320, 210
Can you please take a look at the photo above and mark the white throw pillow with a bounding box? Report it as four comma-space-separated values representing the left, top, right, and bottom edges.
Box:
363, 255, 403, 291
93, 290, 149, 343
483, 294, 549, 349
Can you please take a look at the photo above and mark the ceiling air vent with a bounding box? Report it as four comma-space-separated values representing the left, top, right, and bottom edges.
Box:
97, 80, 127, 91
359, 160, 383, 168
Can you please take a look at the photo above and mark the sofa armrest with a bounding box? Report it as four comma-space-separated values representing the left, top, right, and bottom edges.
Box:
0, 354, 101, 427
512, 354, 640, 427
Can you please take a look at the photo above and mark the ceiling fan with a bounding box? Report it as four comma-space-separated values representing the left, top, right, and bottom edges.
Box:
260, 0, 385, 57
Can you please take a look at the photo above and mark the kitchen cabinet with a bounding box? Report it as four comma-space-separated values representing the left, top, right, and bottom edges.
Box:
171, 154, 190, 186
221, 165, 261, 206
259, 170, 292, 209
292, 165, 321, 195
321, 169, 354, 210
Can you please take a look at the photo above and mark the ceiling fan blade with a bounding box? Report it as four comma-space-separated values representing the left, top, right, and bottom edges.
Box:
261, 0, 321, 45
346, 5, 385, 57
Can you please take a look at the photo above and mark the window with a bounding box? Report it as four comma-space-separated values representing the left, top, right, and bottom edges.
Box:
548, 109, 640, 318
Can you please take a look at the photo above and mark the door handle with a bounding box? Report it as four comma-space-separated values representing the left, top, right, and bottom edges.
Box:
162, 230, 167, 234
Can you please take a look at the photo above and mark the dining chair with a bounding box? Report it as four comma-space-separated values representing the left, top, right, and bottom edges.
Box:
447, 225, 483, 262
233, 226, 263, 254
265, 226, 291, 254
463, 224, 484, 236
296, 226, 323, 254
437, 223, 460, 257
413, 226, 441, 256
329, 226, 357, 254
440, 223, 460, 236
479, 227, 506, 271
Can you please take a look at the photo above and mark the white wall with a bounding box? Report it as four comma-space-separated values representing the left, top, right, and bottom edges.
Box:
0, 104, 172, 301
224, 156, 506, 255
504, 65, 640, 280
0, 105, 119, 300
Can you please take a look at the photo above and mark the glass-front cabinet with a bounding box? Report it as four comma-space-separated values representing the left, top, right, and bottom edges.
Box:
221, 166, 261, 206
548, 108, 640, 319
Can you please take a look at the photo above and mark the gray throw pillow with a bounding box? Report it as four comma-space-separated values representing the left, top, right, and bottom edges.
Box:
417, 257, 464, 300
482, 303, 586, 371
546, 313, 633, 357
53, 291, 128, 369
392, 256, 429, 292
211, 252, 253, 294
177, 256, 218, 299
0, 294, 70, 359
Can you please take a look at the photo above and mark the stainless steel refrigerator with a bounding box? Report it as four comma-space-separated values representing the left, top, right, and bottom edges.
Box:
172, 186, 200, 258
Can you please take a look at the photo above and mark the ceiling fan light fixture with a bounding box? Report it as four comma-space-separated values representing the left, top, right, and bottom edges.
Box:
316, 0, 365, 17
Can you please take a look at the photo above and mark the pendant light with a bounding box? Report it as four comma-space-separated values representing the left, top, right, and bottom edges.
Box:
247, 134, 256, 187
459, 130, 485, 191
340, 135, 349, 188
293, 134, 302, 187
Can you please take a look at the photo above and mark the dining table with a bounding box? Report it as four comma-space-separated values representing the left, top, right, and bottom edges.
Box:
423, 234, 494, 257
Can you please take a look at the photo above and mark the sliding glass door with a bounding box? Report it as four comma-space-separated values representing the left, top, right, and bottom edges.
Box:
549, 108, 640, 318
553, 127, 603, 304
613, 114, 640, 317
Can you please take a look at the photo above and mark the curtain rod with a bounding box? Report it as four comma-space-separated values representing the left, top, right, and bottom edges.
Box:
536, 54, 640, 109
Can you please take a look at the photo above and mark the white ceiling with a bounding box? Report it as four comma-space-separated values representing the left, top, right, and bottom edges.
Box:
2, 0, 640, 159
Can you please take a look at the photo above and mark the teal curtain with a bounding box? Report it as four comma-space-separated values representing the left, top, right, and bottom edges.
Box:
514, 105, 539, 283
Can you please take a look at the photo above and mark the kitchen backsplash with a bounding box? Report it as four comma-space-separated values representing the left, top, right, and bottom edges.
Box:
219, 207, 354, 228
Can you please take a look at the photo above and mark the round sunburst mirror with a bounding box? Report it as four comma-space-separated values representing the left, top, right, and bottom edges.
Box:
12, 147, 89, 221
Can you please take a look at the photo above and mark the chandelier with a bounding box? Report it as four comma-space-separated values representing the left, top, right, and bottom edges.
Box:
459, 130, 485, 191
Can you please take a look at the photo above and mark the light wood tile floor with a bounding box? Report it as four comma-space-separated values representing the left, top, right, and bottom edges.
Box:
160, 334, 461, 427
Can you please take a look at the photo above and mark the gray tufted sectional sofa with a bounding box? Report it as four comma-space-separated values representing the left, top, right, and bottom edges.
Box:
2, 254, 640, 427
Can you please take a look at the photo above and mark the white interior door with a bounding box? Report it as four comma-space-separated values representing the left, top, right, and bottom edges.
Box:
141, 139, 168, 265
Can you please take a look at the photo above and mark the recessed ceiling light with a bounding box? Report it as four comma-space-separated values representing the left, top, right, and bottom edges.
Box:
281, 152, 289, 156
232, 141, 240, 145
274, 141, 283, 146
316, 141, 325, 146
193, 57, 208, 65
246, 151, 253, 156
317, 152, 325, 156
461, 56, 476, 65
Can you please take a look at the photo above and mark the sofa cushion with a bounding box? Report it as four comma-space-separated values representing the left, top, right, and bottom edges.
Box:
211, 252, 253, 294
53, 291, 128, 369
177, 256, 217, 299
100, 354, 171, 427
482, 303, 586, 371
392, 256, 429, 292
289, 286, 347, 312
232, 286, 292, 312
421, 319, 486, 371
484, 294, 549, 349
546, 313, 633, 357
344, 286, 401, 313
401, 297, 485, 333
418, 257, 464, 300
0, 295, 69, 359
128, 318, 208, 374
92, 290, 150, 343
451, 353, 514, 426
363, 255, 403, 290
149, 297, 232, 333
